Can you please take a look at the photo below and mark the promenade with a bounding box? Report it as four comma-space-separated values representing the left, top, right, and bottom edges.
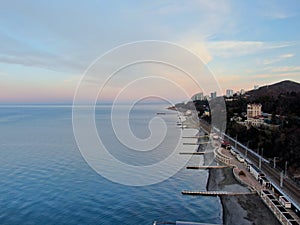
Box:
217, 147, 263, 191
199, 120, 300, 211
213, 142, 300, 224
178, 114, 300, 224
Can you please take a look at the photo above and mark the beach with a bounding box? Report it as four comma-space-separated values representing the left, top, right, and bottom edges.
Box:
177, 111, 282, 224
207, 168, 281, 225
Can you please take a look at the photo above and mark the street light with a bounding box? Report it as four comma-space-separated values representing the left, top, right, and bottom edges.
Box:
235, 135, 237, 150
285, 161, 288, 177
273, 157, 279, 169
245, 141, 249, 158
259, 147, 264, 169
280, 171, 284, 187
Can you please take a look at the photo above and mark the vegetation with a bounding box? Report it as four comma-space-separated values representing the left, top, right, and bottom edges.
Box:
175, 80, 300, 178
238, 171, 246, 176
225, 81, 300, 177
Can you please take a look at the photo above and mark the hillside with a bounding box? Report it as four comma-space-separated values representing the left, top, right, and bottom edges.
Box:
245, 80, 300, 115
246, 80, 300, 100
225, 80, 300, 178
176, 80, 300, 177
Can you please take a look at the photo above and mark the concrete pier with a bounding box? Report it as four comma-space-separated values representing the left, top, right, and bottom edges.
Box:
182, 135, 209, 138
179, 152, 205, 155
182, 190, 255, 196
183, 142, 210, 145
186, 166, 229, 169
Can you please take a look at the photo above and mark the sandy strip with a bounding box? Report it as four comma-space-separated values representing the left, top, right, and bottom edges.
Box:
207, 168, 281, 225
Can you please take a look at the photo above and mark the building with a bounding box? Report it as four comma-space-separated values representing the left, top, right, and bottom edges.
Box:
204, 95, 210, 101
245, 104, 264, 127
210, 91, 217, 99
226, 89, 234, 97
191, 92, 204, 101
246, 117, 264, 126
236, 89, 246, 95
260, 190, 299, 225
247, 103, 262, 118
249, 164, 263, 180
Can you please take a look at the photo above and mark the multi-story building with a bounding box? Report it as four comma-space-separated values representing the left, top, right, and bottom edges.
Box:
210, 91, 217, 99
247, 103, 262, 118
191, 92, 204, 101
226, 89, 234, 97
245, 103, 264, 127
204, 95, 210, 101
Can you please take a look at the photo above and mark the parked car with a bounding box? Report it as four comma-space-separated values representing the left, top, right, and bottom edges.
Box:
236, 154, 245, 163
226, 145, 232, 150
230, 149, 237, 156
221, 141, 230, 148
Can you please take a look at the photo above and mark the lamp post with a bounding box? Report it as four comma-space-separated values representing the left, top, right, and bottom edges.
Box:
280, 171, 284, 187
235, 135, 237, 150
273, 157, 278, 168
259, 148, 263, 169
285, 161, 288, 177
245, 141, 249, 158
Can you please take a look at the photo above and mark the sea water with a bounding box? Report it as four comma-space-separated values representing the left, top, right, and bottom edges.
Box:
0, 104, 221, 225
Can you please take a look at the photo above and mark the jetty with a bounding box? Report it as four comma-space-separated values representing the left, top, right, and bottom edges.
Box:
181, 190, 255, 196
183, 142, 210, 145
182, 135, 209, 138
153, 222, 220, 225
179, 152, 205, 155
186, 166, 229, 169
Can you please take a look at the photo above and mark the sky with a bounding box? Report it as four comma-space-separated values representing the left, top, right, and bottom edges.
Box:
1, 0, 300, 103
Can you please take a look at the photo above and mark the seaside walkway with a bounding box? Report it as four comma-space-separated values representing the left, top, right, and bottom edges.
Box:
208, 124, 300, 211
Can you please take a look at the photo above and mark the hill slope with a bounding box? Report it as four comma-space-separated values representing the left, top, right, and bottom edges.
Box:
245, 80, 300, 115
246, 80, 300, 100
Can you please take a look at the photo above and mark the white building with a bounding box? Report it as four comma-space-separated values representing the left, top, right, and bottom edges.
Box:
210, 91, 217, 99
191, 92, 204, 101
204, 95, 210, 101
226, 89, 234, 97
249, 164, 263, 180
245, 104, 264, 127
247, 103, 262, 118
246, 117, 264, 126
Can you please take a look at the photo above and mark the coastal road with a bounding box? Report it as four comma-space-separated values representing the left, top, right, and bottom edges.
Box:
198, 120, 300, 210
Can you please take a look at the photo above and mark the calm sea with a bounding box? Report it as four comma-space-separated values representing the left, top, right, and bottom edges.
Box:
0, 104, 221, 225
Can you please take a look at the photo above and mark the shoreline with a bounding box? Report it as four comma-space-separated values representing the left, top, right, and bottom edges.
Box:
172, 107, 281, 224
206, 167, 281, 225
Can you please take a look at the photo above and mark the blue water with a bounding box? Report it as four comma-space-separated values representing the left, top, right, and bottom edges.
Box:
0, 104, 221, 225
